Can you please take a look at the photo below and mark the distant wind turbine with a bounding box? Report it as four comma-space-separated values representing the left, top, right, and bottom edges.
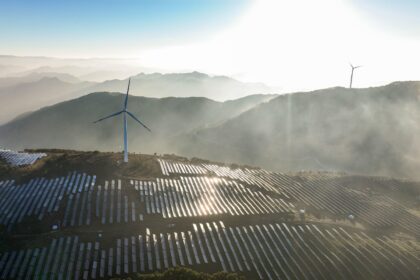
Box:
94, 78, 151, 163
349, 63, 361, 89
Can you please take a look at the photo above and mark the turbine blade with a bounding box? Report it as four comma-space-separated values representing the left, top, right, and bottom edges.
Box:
124, 78, 131, 110
93, 110, 123, 123
126, 111, 151, 132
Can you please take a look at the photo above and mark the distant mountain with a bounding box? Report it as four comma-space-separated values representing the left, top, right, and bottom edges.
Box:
0, 77, 94, 123
0, 64, 26, 76
175, 81, 420, 180
85, 71, 271, 101
19, 65, 95, 78
0, 71, 273, 123
3, 72, 419, 180
0, 92, 275, 154
0, 72, 82, 88
0, 55, 158, 81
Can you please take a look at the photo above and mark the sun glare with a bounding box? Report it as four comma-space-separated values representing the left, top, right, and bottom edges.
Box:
140, 0, 420, 91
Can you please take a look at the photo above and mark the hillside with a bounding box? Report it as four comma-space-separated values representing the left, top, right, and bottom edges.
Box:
176, 81, 420, 180
85, 72, 271, 100
0, 149, 418, 279
0, 71, 273, 124
0, 77, 94, 124
0, 92, 275, 153
2, 81, 419, 180
0, 55, 156, 82
0, 72, 81, 89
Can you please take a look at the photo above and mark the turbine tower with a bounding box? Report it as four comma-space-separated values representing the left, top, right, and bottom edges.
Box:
349, 63, 361, 89
94, 78, 151, 162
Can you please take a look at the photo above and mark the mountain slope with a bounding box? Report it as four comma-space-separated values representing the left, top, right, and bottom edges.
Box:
85, 71, 271, 100
2, 81, 419, 180
176, 81, 420, 180
0, 72, 82, 88
0, 149, 419, 280
0, 77, 94, 124
0, 92, 275, 153
0, 71, 272, 124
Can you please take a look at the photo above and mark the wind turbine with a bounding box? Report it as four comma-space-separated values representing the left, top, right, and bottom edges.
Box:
349, 63, 361, 89
94, 78, 151, 163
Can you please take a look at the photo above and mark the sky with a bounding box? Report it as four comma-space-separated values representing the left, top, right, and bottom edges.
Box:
0, 0, 419, 91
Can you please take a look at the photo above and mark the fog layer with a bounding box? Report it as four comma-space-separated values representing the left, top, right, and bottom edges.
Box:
0, 70, 270, 124
0, 81, 419, 180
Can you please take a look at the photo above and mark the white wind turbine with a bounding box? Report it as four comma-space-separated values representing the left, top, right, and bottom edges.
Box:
349, 63, 362, 89
94, 78, 151, 162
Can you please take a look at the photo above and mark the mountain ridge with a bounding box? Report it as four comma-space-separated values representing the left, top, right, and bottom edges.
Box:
1, 81, 419, 180
0, 71, 274, 123
0, 91, 275, 153
176, 81, 420, 179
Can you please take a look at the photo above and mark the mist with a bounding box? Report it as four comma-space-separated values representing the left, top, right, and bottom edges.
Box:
176, 82, 420, 180
1, 81, 419, 181
0, 58, 272, 124
0, 91, 275, 157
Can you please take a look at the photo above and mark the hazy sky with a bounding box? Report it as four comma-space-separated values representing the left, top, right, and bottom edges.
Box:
1, 0, 419, 91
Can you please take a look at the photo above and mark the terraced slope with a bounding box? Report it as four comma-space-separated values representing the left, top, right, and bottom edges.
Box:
0, 150, 419, 279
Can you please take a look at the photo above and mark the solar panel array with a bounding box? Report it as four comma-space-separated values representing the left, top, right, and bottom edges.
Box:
1, 170, 293, 233
158, 159, 207, 176
0, 221, 418, 280
132, 177, 294, 219
0, 172, 96, 230
0, 149, 46, 166
0, 158, 419, 279
158, 158, 420, 237
259, 172, 420, 237
93, 179, 139, 225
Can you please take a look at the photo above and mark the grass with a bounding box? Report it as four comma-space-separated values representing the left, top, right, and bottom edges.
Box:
0, 149, 162, 183
110, 267, 245, 280
0, 149, 262, 183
